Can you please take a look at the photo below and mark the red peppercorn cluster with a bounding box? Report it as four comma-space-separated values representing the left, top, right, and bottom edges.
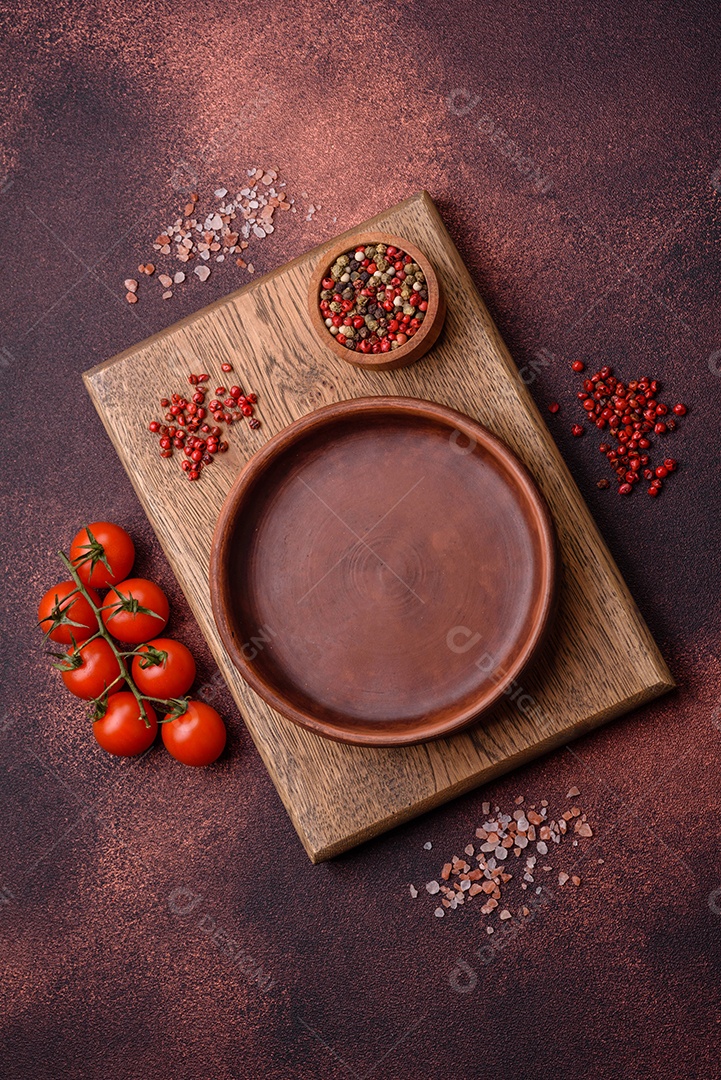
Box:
318, 243, 429, 355
147, 367, 260, 481
568, 362, 686, 497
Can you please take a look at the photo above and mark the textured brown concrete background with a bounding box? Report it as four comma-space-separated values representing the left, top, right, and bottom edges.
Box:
2, 1, 721, 1077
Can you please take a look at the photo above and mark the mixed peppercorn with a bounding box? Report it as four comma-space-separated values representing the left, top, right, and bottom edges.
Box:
318, 243, 429, 355
147, 365, 260, 481
550, 361, 687, 497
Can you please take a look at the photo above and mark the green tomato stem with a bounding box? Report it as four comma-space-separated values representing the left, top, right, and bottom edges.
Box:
76, 630, 103, 650
57, 551, 180, 730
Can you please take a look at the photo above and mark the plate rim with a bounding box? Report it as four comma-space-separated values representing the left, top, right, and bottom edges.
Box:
209, 396, 557, 746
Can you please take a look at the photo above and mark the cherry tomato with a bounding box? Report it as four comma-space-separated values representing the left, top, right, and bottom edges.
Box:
162, 701, 226, 766
38, 580, 101, 644
61, 638, 124, 700
93, 693, 157, 757
132, 638, 196, 698
69, 522, 135, 589
102, 578, 170, 644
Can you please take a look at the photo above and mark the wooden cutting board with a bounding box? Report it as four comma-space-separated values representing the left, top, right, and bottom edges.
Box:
84, 191, 674, 862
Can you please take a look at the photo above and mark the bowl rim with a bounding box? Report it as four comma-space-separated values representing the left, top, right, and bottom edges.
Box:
209, 396, 557, 746
307, 232, 446, 371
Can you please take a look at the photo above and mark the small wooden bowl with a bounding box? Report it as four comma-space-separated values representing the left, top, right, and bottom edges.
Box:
307, 232, 446, 372
210, 397, 557, 747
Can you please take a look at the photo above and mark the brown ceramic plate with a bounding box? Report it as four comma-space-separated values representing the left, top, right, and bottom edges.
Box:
210, 397, 557, 746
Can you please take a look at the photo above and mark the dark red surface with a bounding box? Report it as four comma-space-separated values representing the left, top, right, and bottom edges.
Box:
1, 2, 720, 1077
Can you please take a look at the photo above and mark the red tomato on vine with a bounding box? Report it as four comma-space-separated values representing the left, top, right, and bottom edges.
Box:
102, 578, 170, 644
93, 693, 157, 757
38, 581, 101, 644
132, 638, 196, 699
69, 522, 135, 589
60, 638, 124, 700
162, 701, 226, 766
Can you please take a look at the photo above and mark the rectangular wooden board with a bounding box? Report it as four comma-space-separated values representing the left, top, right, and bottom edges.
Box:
84, 192, 674, 862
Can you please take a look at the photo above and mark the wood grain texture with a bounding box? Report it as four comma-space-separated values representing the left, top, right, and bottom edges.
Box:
83, 192, 674, 862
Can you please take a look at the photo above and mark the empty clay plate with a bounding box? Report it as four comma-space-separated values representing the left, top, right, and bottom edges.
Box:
210, 397, 557, 746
